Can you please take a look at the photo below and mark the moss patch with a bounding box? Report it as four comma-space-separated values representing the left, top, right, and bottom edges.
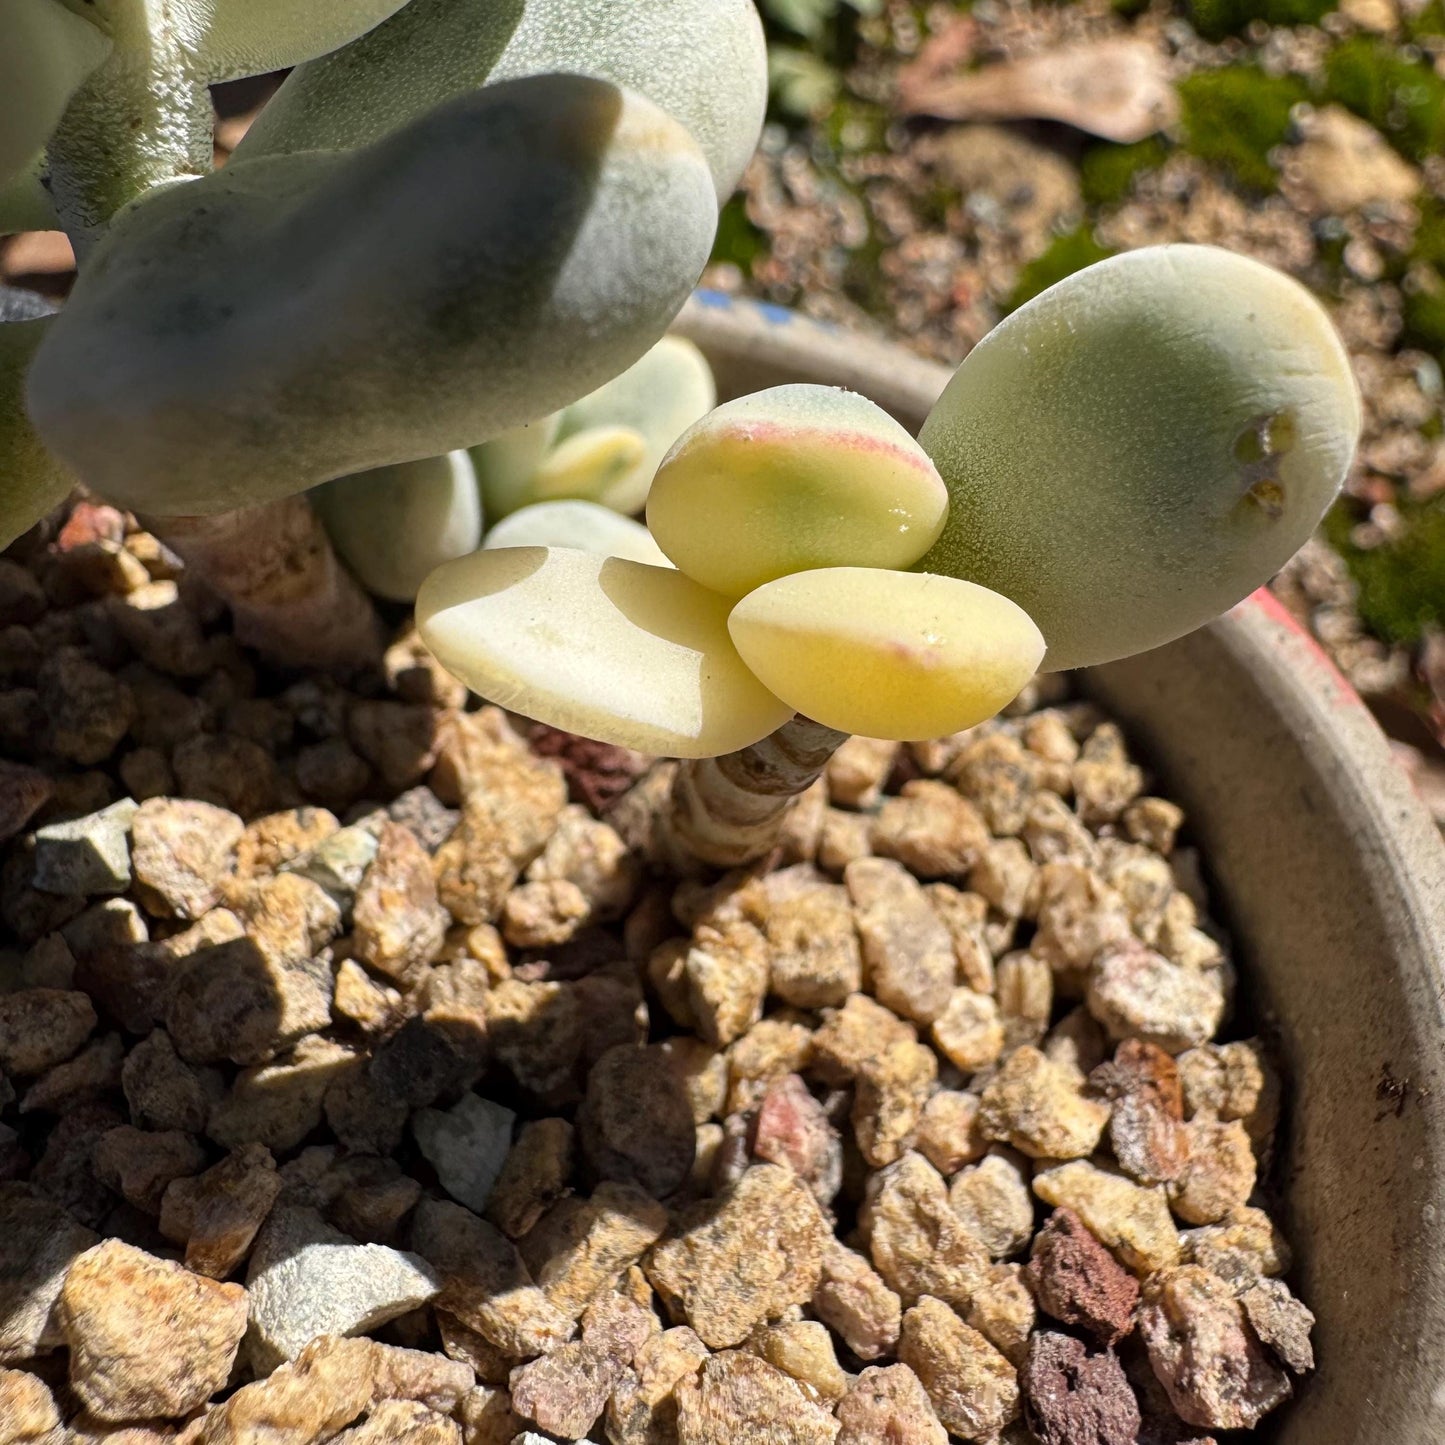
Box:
1186, 0, 1337, 41
1177, 67, 1307, 192
1327, 497, 1445, 646
1323, 37, 1445, 163
1080, 137, 1170, 208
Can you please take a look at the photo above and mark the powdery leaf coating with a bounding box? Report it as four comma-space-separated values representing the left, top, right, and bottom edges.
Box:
30, 77, 717, 514
315, 451, 482, 603
917, 245, 1361, 670
240, 0, 768, 202
1021, 1331, 1142, 1445
482, 501, 671, 566
60, 1240, 248, 1422
1138, 1266, 1292, 1430
648, 386, 948, 597
418, 548, 792, 760
729, 568, 1045, 741
898, 1296, 1020, 1442
1033, 1161, 1181, 1277
646, 1163, 832, 1349
0, 0, 110, 185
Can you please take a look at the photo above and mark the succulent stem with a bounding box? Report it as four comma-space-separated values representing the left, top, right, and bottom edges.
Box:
655, 714, 849, 870
145, 495, 384, 674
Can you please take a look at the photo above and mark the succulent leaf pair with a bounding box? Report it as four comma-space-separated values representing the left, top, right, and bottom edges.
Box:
419, 245, 1362, 756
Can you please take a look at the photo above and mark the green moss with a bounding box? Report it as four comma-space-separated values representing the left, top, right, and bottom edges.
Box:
1404, 0, 1445, 36
1177, 67, 1307, 192
1323, 37, 1445, 163
1403, 277, 1445, 357
711, 195, 769, 274
1186, 0, 1337, 41
1326, 496, 1445, 646
1006, 228, 1117, 312
1079, 137, 1170, 208
823, 96, 888, 154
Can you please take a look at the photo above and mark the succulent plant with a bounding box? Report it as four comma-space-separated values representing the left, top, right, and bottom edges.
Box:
419, 243, 1359, 864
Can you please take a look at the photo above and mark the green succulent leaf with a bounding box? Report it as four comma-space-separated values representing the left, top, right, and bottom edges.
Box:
0, 314, 75, 551
916, 245, 1362, 672
28, 75, 718, 516
482, 499, 671, 565
314, 450, 482, 603
0, 0, 110, 187
237, 0, 768, 201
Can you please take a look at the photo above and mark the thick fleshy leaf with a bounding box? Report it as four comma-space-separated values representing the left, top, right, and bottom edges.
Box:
1, 316, 74, 550
314, 449, 482, 602
524, 426, 649, 506
472, 413, 563, 520
0, 153, 62, 236
916, 244, 1362, 671
556, 335, 716, 514
0, 0, 110, 185
728, 567, 1045, 741
648, 384, 949, 598
28, 75, 717, 515
237, 0, 768, 200
185, 0, 416, 83
417, 547, 793, 757
482, 500, 671, 566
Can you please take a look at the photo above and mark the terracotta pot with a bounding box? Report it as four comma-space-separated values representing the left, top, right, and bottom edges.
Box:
675, 291, 1445, 1442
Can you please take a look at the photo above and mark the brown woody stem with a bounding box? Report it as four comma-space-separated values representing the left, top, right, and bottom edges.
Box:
146, 495, 384, 673
650, 715, 849, 871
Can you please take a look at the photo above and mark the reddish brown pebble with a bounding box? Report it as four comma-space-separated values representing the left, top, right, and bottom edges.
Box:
1021, 1331, 1141, 1445
1028, 1209, 1141, 1345
528, 725, 651, 813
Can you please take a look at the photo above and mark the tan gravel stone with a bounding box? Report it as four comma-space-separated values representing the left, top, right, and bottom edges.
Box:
191, 1334, 377, 1444
1033, 1161, 1181, 1277
353, 822, 449, 984
811, 1241, 902, 1363
522, 1183, 669, 1323
968, 839, 1036, 921
726, 1017, 814, 1114
1021, 792, 1097, 868
0, 989, 95, 1076
1240, 1277, 1315, 1374
846, 858, 956, 1025
1168, 1116, 1257, 1226
862, 1152, 989, 1311
660, 1039, 728, 1126
921, 884, 995, 994
1090, 1039, 1190, 1186
995, 951, 1053, 1050
525, 805, 640, 920
332, 958, 403, 1033
60, 1240, 247, 1421
1139, 1266, 1291, 1430
1031, 863, 1133, 984
853, 1035, 937, 1169
950, 733, 1039, 836
752, 1319, 847, 1401
411, 1200, 574, 1359
159, 1143, 281, 1279
432, 748, 566, 925
221, 872, 342, 971
1087, 944, 1226, 1055
948, 1150, 1035, 1260
606, 1326, 710, 1445
1176, 1039, 1281, 1153
898, 1296, 1020, 1443
751, 1073, 842, 1207
965, 1263, 1036, 1367
751, 866, 861, 1009
811, 993, 916, 1085
580, 1046, 696, 1199
647, 1165, 831, 1349
674, 1350, 840, 1445
458, 1385, 524, 1445
1181, 1206, 1292, 1289
871, 781, 990, 879
130, 799, 243, 921
19, 1032, 123, 1115
817, 808, 873, 873
0, 1368, 61, 1443
914, 1090, 988, 1175
978, 1046, 1111, 1160
485, 1118, 576, 1239
835, 1363, 947, 1445
333, 1400, 461, 1444
932, 989, 1005, 1074
683, 920, 770, 1049
207, 1036, 358, 1155
1123, 796, 1184, 855
234, 807, 340, 880
825, 736, 898, 809
92, 1126, 206, 1214
501, 879, 589, 949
